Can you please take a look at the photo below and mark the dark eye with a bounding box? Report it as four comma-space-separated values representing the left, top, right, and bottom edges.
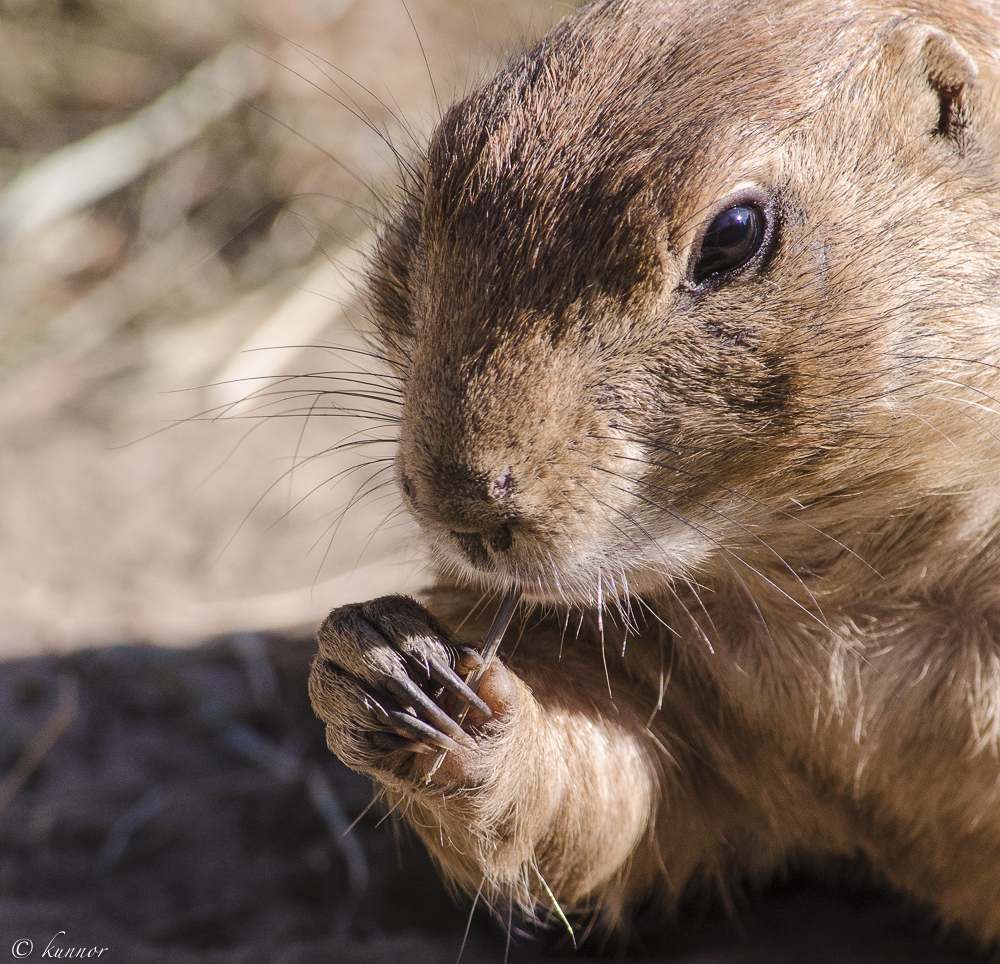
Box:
692, 203, 766, 285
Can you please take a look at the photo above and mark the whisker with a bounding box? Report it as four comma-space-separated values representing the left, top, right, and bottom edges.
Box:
570, 477, 718, 655
244, 98, 383, 207
234, 341, 405, 372
275, 457, 398, 532
604, 478, 839, 642
401, 0, 443, 121
309, 472, 400, 557
281, 39, 428, 173
593, 464, 830, 625
891, 406, 1000, 497
457, 878, 485, 964
218, 436, 396, 562
597, 437, 877, 573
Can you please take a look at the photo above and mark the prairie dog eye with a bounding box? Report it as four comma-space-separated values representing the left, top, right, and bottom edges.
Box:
691, 190, 776, 286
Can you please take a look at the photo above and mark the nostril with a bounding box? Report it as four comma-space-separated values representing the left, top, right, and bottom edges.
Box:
400, 473, 416, 503
487, 524, 513, 553
490, 468, 513, 501
451, 523, 513, 568
452, 531, 490, 568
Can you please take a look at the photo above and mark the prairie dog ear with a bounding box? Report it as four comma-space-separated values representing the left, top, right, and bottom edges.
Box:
921, 29, 979, 140
884, 23, 979, 149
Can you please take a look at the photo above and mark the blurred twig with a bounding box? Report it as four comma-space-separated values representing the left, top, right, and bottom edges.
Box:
98, 784, 169, 870
232, 631, 280, 704
306, 763, 370, 939
0, 672, 78, 817
210, 637, 371, 938
0, 44, 267, 254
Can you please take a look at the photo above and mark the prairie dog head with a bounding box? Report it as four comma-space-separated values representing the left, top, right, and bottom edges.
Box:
368, 0, 1000, 606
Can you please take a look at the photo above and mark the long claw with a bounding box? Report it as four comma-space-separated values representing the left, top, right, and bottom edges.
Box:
455, 646, 484, 675
371, 731, 437, 754
384, 709, 463, 752
384, 676, 471, 746
366, 695, 394, 727
426, 654, 492, 718
408, 742, 437, 755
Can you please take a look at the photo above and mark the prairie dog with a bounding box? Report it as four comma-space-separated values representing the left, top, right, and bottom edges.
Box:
309, 0, 1000, 947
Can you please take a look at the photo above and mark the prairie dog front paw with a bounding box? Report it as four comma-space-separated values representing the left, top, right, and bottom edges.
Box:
308, 594, 518, 788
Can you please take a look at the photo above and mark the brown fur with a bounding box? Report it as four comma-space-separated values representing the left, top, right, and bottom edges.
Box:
309, 0, 1000, 948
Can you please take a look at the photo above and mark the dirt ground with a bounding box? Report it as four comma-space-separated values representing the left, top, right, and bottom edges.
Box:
0, 1, 992, 961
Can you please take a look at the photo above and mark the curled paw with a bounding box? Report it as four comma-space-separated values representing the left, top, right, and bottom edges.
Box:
309, 595, 510, 782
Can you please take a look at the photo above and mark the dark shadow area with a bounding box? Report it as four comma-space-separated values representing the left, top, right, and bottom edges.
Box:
0, 636, 989, 962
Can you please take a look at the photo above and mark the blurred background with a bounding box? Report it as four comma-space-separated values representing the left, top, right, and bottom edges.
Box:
0, 2, 582, 961
0, 0, 562, 656
0, 1, 986, 962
